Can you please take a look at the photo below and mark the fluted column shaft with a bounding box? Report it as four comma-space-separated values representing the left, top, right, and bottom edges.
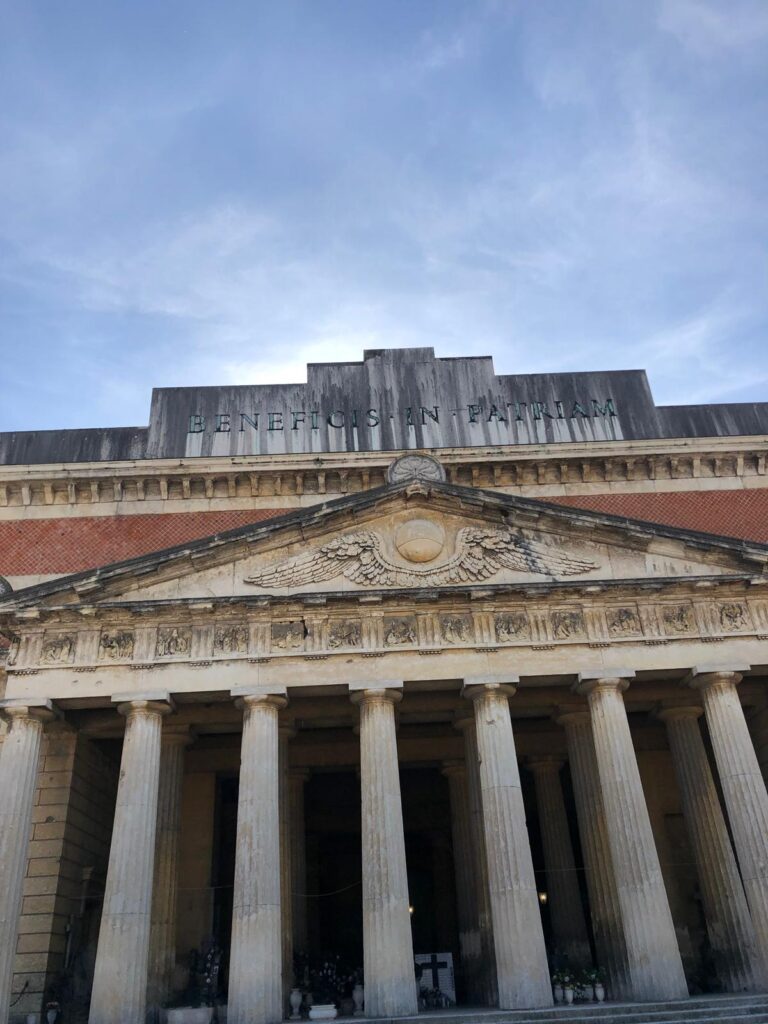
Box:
660, 706, 761, 991
527, 757, 591, 968
228, 692, 287, 1024
0, 701, 54, 1024
577, 677, 687, 1001
557, 711, 631, 999
352, 687, 417, 1018
465, 682, 552, 1010
455, 716, 497, 1006
691, 670, 768, 977
279, 725, 295, 1009
89, 698, 171, 1024
290, 770, 310, 954
442, 761, 479, 1001
148, 728, 190, 1016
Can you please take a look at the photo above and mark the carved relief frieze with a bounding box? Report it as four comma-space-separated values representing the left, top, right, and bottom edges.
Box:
440, 614, 473, 645
661, 604, 695, 636
99, 629, 135, 661
214, 624, 248, 655
606, 606, 643, 638
156, 626, 192, 658
271, 621, 306, 651
551, 609, 586, 641
494, 610, 531, 643
717, 601, 752, 632
328, 619, 362, 649
383, 616, 417, 647
41, 633, 76, 664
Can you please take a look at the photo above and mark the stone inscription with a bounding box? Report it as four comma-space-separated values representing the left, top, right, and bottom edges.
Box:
188, 398, 618, 436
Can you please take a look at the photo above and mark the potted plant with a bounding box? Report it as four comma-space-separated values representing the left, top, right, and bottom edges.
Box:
166, 943, 223, 1024
561, 971, 574, 1004
45, 1002, 60, 1024
351, 968, 364, 1016
308, 957, 342, 1020
584, 966, 606, 1002
551, 969, 565, 1003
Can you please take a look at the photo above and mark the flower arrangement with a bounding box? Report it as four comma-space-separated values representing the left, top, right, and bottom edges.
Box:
309, 955, 345, 1005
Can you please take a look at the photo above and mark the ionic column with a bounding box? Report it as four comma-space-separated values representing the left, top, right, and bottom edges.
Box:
0, 699, 55, 1024
148, 726, 191, 1017
89, 695, 172, 1024
689, 667, 768, 978
441, 761, 480, 1002
279, 723, 295, 1010
527, 757, 591, 968
464, 678, 552, 1010
350, 684, 417, 1018
659, 706, 761, 991
228, 690, 287, 1024
556, 710, 631, 999
454, 715, 497, 1006
290, 769, 310, 954
575, 674, 688, 1001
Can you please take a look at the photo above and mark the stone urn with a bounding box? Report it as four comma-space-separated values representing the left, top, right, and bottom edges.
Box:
594, 982, 606, 1003
289, 988, 303, 1020
308, 1004, 337, 1021
352, 982, 364, 1016
563, 986, 574, 1005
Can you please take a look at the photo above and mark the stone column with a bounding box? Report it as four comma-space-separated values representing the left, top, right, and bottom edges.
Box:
441, 761, 480, 1002
148, 726, 191, 1017
89, 695, 172, 1024
454, 715, 497, 1006
527, 757, 591, 968
228, 689, 287, 1024
464, 678, 552, 1010
689, 666, 768, 978
279, 723, 295, 1009
556, 710, 631, 999
659, 705, 761, 991
289, 769, 310, 955
0, 699, 55, 1024
575, 674, 688, 1001
350, 684, 417, 1018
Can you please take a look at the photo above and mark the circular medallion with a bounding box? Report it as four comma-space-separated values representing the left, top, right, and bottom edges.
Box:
394, 518, 446, 563
387, 453, 447, 485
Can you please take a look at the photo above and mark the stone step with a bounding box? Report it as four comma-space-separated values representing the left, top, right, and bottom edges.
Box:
353, 997, 768, 1024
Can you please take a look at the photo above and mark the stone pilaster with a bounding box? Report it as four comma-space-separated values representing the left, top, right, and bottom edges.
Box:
289, 769, 310, 955
575, 674, 688, 1001
228, 689, 287, 1024
556, 710, 631, 999
689, 667, 768, 979
441, 761, 480, 1003
527, 756, 591, 968
454, 715, 497, 1006
279, 723, 295, 1009
350, 684, 417, 1018
89, 695, 172, 1024
659, 706, 761, 991
0, 700, 55, 1024
148, 726, 191, 1016
464, 678, 552, 1010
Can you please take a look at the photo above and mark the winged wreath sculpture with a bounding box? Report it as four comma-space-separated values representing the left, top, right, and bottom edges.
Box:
244, 527, 598, 589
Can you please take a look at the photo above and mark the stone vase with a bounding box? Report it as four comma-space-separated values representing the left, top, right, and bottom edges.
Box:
289, 988, 303, 1019
553, 984, 564, 1004
594, 983, 605, 1003
352, 982, 364, 1015
563, 986, 574, 1005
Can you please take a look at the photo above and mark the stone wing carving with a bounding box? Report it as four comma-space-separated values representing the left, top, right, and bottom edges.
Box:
244, 529, 598, 589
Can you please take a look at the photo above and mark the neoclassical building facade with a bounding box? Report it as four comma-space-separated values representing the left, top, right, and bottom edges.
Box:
1, 348, 768, 1023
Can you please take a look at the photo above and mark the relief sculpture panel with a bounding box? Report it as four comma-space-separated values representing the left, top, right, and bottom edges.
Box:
99, 630, 135, 661
328, 619, 362, 649
41, 634, 76, 664
494, 611, 531, 643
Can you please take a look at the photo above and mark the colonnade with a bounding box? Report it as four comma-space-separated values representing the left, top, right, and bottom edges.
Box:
1, 666, 768, 1024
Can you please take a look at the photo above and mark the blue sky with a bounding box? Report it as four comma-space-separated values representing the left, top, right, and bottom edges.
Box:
1, 0, 767, 431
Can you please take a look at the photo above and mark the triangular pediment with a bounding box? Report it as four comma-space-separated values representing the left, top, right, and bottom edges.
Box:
2, 481, 766, 615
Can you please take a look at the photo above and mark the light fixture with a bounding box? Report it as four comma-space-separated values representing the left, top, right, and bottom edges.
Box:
538, 891, 548, 905
408, 905, 415, 914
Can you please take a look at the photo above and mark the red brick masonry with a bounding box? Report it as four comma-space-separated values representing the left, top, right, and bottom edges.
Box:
1, 488, 766, 578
